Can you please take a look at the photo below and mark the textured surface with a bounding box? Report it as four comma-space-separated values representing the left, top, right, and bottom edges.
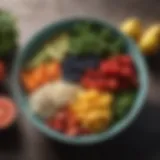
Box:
0, 0, 160, 160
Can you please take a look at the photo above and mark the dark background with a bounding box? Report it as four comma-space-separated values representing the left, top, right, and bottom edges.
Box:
0, 0, 160, 159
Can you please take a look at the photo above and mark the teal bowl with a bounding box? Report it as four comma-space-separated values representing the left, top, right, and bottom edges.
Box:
10, 18, 148, 145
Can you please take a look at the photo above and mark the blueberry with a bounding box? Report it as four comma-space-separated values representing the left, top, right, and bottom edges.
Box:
62, 55, 100, 82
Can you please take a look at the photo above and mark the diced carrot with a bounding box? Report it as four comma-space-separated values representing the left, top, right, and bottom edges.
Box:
45, 61, 61, 81
24, 76, 38, 92
31, 64, 47, 85
21, 72, 38, 93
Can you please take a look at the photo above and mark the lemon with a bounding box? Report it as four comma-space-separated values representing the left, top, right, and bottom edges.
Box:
139, 24, 160, 54
120, 17, 142, 41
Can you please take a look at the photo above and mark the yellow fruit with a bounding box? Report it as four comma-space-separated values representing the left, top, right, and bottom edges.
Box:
82, 110, 112, 132
76, 90, 87, 100
100, 93, 114, 106
69, 89, 114, 132
120, 17, 142, 41
86, 90, 100, 101
139, 24, 160, 54
145, 24, 160, 36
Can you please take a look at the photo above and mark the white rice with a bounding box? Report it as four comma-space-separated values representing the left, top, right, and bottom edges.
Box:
29, 80, 80, 118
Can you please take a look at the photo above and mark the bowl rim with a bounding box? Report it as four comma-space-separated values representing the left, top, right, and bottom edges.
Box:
10, 17, 148, 145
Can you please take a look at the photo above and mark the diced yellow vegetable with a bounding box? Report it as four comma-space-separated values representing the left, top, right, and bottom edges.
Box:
69, 89, 114, 132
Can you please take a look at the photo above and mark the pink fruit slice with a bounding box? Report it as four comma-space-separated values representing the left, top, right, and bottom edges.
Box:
0, 97, 17, 129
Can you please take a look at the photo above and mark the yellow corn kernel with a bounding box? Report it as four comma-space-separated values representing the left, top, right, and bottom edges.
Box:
85, 89, 100, 101
77, 90, 87, 100
89, 99, 101, 108
100, 93, 114, 106
69, 89, 114, 133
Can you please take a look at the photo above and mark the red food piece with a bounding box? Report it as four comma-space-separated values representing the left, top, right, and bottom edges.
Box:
119, 80, 130, 90
95, 79, 106, 91
130, 76, 138, 87
85, 69, 99, 78
105, 78, 119, 91
118, 55, 132, 66
47, 108, 68, 131
120, 67, 134, 79
65, 127, 79, 136
0, 97, 17, 129
0, 61, 6, 81
66, 111, 79, 128
53, 119, 64, 131
47, 107, 83, 136
79, 128, 91, 135
55, 110, 67, 122
81, 77, 89, 88
100, 60, 120, 76
81, 77, 94, 89
80, 55, 137, 92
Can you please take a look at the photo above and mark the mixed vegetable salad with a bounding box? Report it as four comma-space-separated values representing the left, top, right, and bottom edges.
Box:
0, 8, 158, 133
21, 22, 138, 136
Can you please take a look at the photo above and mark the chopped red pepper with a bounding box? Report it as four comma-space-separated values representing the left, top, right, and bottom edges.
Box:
81, 55, 137, 92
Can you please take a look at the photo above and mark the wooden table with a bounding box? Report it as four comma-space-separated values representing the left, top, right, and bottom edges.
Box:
0, 0, 160, 159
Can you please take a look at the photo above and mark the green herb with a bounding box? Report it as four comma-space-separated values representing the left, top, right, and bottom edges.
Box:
114, 91, 136, 120
69, 23, 126, 56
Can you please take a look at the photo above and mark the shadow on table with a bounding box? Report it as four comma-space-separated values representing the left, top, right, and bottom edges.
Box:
146, 52, 160, 75
0, 123, 23, 152
43, 100, 160, 160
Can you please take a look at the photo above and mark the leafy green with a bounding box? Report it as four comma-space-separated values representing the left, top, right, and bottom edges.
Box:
69, 23, 126, 56
114, 91, 136, 120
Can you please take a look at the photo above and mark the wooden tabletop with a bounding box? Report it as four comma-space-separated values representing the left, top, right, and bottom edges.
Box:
0, 0, 160, 159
